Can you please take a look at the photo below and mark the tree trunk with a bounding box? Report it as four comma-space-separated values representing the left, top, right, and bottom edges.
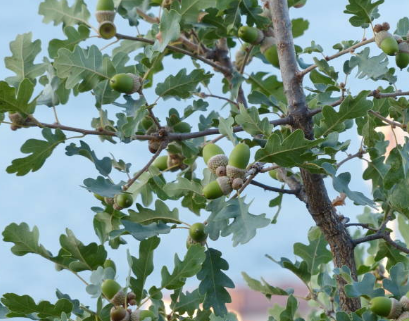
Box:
268, 0, 361, 312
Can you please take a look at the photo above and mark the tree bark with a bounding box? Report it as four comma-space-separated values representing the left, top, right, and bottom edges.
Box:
268, 0, 361, 312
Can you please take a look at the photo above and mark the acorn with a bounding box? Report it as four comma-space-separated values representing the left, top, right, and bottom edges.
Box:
103, 259, 117, 273
400, 291, 409, 310
99, 21, 117, 40
167, 153, 187, 171
173, 121, 191, 133
268, 169, 278, 180
148, 139, 161, 154
152, 155, 168, 171
226, 143, 250, 180
203, 176, 232, 199
141, 116, 155, 130
114, 193, 134, 209
232, 177, 244, 190
260, 37, 279, 68
95, 0, 115, 23
130, 309, 156, 321
189, 223, 207, 243
370, 297, 402, 319
375, 31, 399, 56
110, 73, 142, 94
396, 42, 409, 70
110, 306, 130, 321
238, 26, 264, 44
202, 143, 228, 175
101, 279, 122, 300
111, 290, 126, 306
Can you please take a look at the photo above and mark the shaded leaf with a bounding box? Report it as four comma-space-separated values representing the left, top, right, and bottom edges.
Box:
129, 200, 180, 224
242, 272, 289, 298
82, 176, 123, 198
39, 0, 90, 27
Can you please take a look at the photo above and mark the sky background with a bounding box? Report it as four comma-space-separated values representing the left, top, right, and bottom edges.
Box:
1, 0, 409, 319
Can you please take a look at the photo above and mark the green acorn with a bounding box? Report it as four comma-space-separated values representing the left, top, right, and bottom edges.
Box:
110, 306, 130, 321
375, 31, 399, 56
396, 42, 409, 70
238, 26, 264, 44
152, 155, 168, 171
226, 143, 250, 179
141, 116, 154, 130
101, 279, 121, 300
202, 143, 228, 175
370, 297, 402, 319
99, 21, 117, 40
110, 73, 142, 94
268, 169, 278, 180
189, 223, 207, 243
203, 176, 232, 199
400, 291, 409, 310
173, 121, 191, 133
95, 0, 115, 23
260, 37, 279, 68
167, 153, 187, 172
103, 259, 117, 273
130, 309, 156, 321
114, 193, 134, 209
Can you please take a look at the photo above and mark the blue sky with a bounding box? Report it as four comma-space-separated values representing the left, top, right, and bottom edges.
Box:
1, 0, 409, 316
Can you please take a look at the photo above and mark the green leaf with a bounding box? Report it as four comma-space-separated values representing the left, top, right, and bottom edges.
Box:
382, 262, 409, 297
346, 48, 389, 81
395, 17, 409, 36
59, 229, 107, 272
240, 0, 270, 28
129, 200, 180, 224
55, 290, 83, 317
255, 129, 324, 167
65, 141, 112, 176
242, 272, 289, 298
315, 91, 372, 137
197, 248, 234, 317
5, 33, 46, 87
39, 0, 91, 27
211, 197, 270, 246
272, 257, 311, 284
130, 237, 160, 304
171, 289, 203, 316
54, 45, 112, 91
235, 105, 272, 136
163, 177, 202, 198
280, 295, 298, 321
0, 79, 37, 115
1, 294, 72, 319
48, 25, 90, 58
112, 220, 171, 241
210, 312, 239, 321
161, 244, 206, 289
322, 163, 375, 207
7, 128, 66, 176
218, 116, 238, 144
344, 0, 384, 28
152, 10, 181, 52
83, 176, 123, 197
2, 223, 52, 258
344, 273, 384, 299
173, 0, 217, 26
293, 234, 332, 276
292, 18, 309, 38
156, 68, 213, 100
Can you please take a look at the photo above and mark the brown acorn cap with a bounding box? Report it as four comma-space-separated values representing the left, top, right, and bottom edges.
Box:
399, 42, 409, 54
373, 24, 383, 33
207, 154, 228, 174
148, 140, 161, 154
104, 197, 115, 205
375, 30, 393, 47
126, 73, 143, 94
388, 298, 403, 319
382, 22, 390, 31
260, 36, 275, 54
215, 166, 226, 177
110, 290, 126, 306
110, 307, 130, 321
217, 176, 233, 195
95, 10, 116, 23
232, 178, 244, 190
226, 165, 246, 179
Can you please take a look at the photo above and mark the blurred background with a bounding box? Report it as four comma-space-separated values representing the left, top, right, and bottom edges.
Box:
1, 1, 408, 320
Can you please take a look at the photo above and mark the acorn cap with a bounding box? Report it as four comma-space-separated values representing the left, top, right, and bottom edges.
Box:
260, 36, 275, 54
110, 290, 126, 306
207, 155, 228, 174
96, 0, 114, 11
130, 309, 156, 321
96, 10, 116, 23
152, 155, 168, 171
232, 177, 244, 190
398, 311, 409, 321
215, 165, 226, 177
399, 42, 409, 54
375, 30, 393, 47
400, 296, 409, 311
228, 143, 250, 169
203, 177, 232, 199
99, 21, 117, 40
110, 306, 130, 321
388, 298, 403, 319
226, 165, 246, 179
203, 143, 225, 164
238, 26, 264, 44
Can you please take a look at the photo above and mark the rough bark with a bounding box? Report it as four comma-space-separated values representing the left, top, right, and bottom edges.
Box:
268, 0, 361, 312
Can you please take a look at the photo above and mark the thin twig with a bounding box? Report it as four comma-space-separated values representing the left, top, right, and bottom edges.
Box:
336, 149, 366, 168
344, 223, 378, 232
250, 180, 300, 195
368, 110, 406, 129
198, 93, 239, 107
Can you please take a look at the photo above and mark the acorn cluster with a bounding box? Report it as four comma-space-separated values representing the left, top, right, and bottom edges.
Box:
101, 279, 157, 321
97, 193, 134, 211
202, 143, 250, 199
369, 292, 409, 320
374, 23, 409, 70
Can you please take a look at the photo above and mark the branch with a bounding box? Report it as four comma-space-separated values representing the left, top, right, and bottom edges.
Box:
250, 180, 300, 194
115, 33, 230, 74
299, 38, 375, 77
368, 110, 406, 129
336, 149, 366, 168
